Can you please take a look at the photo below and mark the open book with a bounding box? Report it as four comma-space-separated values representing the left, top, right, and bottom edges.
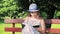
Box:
22, 24, 40, 34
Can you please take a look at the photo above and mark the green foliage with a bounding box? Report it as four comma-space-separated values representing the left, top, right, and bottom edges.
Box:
54, 10, 60, 19
0, 0, 23, 19
0, 0, 60, 19
40, 11, 47, 19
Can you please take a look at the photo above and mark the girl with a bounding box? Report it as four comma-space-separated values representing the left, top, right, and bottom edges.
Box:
22, 3, 45, 34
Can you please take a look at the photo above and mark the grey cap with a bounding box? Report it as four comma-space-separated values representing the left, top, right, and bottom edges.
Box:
28, 3, 39, 12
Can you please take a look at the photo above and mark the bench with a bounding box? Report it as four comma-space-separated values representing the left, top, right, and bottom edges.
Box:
4, 19, 23, 34
4, 19, 60, 34
45, 19, 60, 34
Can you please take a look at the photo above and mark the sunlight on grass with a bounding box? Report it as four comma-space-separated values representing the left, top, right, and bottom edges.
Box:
15, 32, 22, 34
0, 23, 22, 34
15, 24, 22, 28
51, 24, 60, 28
4, 32, 12, 34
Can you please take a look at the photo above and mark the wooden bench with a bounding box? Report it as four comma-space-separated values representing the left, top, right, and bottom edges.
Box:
45, 19, 60, 34
4, 19, 60, 34
4, 19, 23, 34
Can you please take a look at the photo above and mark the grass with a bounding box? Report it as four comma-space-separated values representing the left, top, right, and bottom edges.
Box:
0, 22, 60, 34
51, 24, 60, 28
0, 23, 22, 34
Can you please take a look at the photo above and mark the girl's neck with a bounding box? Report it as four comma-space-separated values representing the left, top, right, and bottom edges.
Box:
31, 15, 39, 19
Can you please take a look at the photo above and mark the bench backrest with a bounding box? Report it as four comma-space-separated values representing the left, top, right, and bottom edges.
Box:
4, 19, 60, 34
4, 19, 60, 24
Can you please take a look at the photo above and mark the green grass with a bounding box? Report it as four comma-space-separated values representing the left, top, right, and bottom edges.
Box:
0, 22, 60, 34
0, 23, 22, 34
51, 24, 60, 28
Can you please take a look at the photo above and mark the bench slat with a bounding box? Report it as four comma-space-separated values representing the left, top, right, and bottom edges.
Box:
5, 19, 60, 24
45, 19, 60, 24
46, 28, 60, 33
50, 29, 60, 33
5, 28, 22, 32
4, 19, 24, 23
5, 28, 60, 33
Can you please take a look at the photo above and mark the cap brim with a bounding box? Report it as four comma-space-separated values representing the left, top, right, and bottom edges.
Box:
28, 10, 39, 12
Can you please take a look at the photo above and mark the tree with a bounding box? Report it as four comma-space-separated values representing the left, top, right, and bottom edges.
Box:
0, 0, 60, 19
0, 0, 22, 19
17, 0, 60, 19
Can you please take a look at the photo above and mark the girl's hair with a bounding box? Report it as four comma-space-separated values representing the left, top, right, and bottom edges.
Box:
28, 13, 31, 17
28, 11, 41, 17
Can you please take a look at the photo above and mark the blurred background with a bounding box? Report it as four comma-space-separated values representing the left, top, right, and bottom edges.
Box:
0, 0, 60, 23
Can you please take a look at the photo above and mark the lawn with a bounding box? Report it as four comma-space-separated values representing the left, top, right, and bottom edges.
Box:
0, 23, 60, 34
0, 23, 22, 34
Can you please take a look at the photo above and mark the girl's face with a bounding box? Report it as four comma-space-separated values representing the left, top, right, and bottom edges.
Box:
30, 11, 39, 16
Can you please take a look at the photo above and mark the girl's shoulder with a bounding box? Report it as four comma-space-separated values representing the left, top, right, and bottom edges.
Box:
38, 17, 44, 22
38, 17, 43, 20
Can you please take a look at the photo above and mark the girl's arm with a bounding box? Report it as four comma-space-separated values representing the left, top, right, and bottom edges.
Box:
37, 19, 45, 34
22, 16, 29, 23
